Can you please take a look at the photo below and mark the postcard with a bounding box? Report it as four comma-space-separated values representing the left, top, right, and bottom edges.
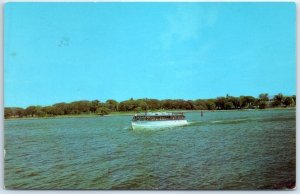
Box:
4, 2, 296, 189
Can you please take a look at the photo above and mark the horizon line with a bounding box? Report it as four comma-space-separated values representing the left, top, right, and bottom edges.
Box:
4, 92, 296, 109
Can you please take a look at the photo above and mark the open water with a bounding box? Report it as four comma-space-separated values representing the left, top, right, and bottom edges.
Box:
4, 109, 296, 189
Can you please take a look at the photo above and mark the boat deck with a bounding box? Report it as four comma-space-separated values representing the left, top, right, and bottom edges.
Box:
132, 112, 185, 121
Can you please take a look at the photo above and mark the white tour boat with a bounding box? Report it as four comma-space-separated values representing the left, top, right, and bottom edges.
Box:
131, 112, 188, 130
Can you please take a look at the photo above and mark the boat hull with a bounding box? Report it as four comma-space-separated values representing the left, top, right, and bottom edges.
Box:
131, 120, 188, 130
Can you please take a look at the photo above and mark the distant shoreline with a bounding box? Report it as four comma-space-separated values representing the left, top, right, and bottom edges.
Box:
4, 107, 295, 121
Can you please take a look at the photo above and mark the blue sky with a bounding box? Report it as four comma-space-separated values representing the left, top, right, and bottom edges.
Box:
4, 2, 296, 107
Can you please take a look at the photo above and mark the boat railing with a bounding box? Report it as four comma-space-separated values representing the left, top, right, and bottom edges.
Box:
132, 113, 185, 121
171, 112, 184, 115
135, 112, 184, 116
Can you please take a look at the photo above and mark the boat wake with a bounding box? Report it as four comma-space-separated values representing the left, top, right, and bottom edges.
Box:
209, 117, 265, 125
123, 126, 133, 130
211, 118, 250, 124
186, 121, 203, 126
129, 121, 205, 130
185, 118, 257, 127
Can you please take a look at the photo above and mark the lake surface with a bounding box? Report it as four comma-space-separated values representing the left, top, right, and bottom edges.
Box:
4, 109, 296, 189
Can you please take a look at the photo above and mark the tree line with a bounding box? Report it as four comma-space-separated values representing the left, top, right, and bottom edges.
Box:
4, 93, 296, 118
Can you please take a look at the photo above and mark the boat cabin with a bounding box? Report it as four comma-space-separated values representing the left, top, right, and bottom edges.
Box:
132, 112, 185, 121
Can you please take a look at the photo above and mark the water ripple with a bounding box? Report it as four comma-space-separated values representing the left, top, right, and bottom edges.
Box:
4, 109, 296, 189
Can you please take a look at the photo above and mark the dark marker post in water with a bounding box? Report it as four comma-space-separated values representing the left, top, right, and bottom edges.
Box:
201, 111, 204, 117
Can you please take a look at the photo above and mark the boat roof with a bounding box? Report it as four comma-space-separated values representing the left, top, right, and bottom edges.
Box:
134, 112, 184, 116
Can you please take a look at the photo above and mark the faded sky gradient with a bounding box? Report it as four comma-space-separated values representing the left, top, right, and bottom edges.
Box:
4, 2, 296, 107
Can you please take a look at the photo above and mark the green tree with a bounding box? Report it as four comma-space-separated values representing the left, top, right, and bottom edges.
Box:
34, 106, 45, 117
271, 100, 281, 107
194, 99, 207, 110
283, 97, 294, 107
105, 99, 118, 111
15, 108, 25, 117
96, 107, 110, 115
292, 95, 296, 105
69, 101, 90, 114
215, 97, 227, 109
136, 100, 148, 111
205, 100, 216, 110
90, 100, 100, 113
161, 100, 174, 110
118, 102, 127, 111
52, 103, 67, 115
185, 100, 195, 110
118, 99, 137, 111
42, 106, 54, 116
172, 100, 193, 110
227, 96, 240, 109
259, 93, 269, 101
4, 108, 13, 118
25, 106, 38, 117
224, 102, 234, 109
272, 93, 284, 107
144, 99, 161, 110
240, 96, 255, 108
258, 101, 267, 109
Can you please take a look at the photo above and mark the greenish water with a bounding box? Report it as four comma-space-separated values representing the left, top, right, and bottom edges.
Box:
4, 109, 295, 189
